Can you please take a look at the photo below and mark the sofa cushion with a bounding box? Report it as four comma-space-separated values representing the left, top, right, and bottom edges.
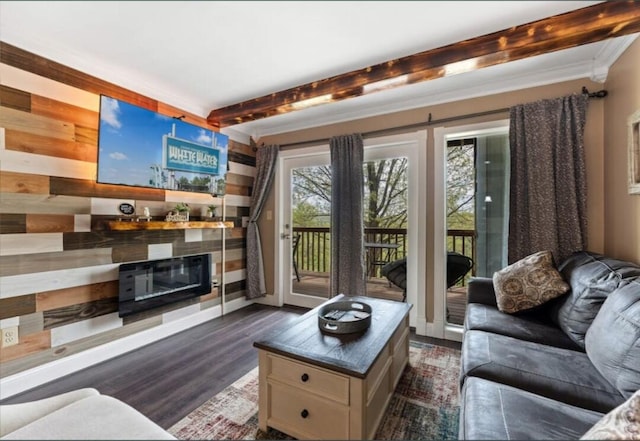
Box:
493, 251, 569, 314
459, 377, 603, 440
584, 279, 640, 399
1, 395, 175, 440
460, 330, 625, 413
552, 251, 640, 349
0, 388, 99, 438
464, 303, 581, 350
580, 389, 640, 440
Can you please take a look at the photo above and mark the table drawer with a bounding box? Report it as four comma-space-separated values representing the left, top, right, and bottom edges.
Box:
268, 381, 349, 440
391, 315, 409, 349
391, 332, 409, 386
267, 354, 350, 404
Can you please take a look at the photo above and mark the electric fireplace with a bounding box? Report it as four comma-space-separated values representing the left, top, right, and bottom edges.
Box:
118, 254, 212, 317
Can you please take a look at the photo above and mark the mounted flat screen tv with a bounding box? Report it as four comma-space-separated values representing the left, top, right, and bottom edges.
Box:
97, 95, 228, 194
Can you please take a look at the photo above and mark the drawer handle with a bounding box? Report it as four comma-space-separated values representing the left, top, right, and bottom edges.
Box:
301, 373, 309, 382
301, 409, 309, 419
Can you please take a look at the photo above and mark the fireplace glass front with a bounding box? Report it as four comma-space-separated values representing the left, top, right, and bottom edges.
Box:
118, 254, 212, 317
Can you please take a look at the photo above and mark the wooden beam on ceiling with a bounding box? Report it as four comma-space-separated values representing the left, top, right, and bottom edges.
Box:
207, 1, 640, 128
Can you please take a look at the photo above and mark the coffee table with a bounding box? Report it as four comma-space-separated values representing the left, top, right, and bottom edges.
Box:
253, 294, 412, 440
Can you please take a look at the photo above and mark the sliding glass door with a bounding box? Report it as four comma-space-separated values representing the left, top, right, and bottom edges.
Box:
278, 132, 425, 327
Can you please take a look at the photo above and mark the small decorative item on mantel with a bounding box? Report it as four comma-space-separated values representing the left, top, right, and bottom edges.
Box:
207, 204, 217, 219
165, 203, 190, 222
137, 206, 152, 222
117, 202, 136, 222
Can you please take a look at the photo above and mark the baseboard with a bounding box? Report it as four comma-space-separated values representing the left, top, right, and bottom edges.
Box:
0, 297, 253, 400
414, 315, 429, 336
425, 317, 445, 339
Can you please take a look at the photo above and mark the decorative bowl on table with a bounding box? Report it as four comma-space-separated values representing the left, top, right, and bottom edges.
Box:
317, 300, 372, 334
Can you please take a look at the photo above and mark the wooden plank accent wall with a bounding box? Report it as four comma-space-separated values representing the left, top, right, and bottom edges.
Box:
0, 45, 255, 379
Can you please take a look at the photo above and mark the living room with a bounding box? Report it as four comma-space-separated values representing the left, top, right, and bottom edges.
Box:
1, 2, 639, 440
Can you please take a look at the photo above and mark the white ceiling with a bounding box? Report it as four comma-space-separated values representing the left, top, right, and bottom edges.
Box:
0, 1, 637, 142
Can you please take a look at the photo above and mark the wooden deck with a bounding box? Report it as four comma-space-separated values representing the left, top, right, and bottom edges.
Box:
291, 272, 467, 325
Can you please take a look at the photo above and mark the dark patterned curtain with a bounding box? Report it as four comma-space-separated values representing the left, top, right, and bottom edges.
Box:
508, 93, 588, 264
246, 145, 279, 299
330, 134, 365, 297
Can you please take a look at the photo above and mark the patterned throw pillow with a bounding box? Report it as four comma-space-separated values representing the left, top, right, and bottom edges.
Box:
581, 389, 640, 440
493, 250, 570, 314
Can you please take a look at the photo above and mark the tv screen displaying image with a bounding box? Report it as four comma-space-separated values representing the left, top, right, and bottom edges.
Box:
97, 95, 228, 194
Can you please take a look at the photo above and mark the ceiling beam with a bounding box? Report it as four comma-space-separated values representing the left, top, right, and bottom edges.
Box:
207, 1, 640, 128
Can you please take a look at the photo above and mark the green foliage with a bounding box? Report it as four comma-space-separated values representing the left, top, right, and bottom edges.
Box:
293, 201, 325, 227
446, 142, 475, 230
174, 202, 190, 212
291, 159, 408, 229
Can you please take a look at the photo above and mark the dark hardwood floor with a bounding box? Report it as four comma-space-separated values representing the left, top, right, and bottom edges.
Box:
0, 303, 460, 430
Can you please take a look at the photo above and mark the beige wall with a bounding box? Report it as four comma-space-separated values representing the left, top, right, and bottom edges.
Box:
603, 38, 640, 263
260, 77, 610, 323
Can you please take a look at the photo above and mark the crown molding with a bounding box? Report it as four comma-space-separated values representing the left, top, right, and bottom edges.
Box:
237, 58, 599, 139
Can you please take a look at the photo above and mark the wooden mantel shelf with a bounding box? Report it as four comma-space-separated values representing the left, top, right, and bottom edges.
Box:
106, 220, 234, 231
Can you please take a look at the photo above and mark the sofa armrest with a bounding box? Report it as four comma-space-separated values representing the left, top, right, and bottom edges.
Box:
467, 277, 498, 306
0, 388, 100, 437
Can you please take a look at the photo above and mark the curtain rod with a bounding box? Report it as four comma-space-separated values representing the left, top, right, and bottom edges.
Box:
273, 87, 607, 151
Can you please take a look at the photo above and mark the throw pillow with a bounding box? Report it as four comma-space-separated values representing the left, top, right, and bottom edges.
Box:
580, 389, 640, 440
493, 250, 570, 314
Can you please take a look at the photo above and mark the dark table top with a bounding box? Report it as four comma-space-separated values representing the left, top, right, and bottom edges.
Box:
253, 295, 412, 378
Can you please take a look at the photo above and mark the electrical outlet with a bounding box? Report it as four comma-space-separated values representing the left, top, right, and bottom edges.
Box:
1, 326, 19, 347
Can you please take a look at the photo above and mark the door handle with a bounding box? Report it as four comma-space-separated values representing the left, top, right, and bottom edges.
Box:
281, 233, 291, 239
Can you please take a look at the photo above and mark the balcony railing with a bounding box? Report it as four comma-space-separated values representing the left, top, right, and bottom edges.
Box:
292, 227, 475, 280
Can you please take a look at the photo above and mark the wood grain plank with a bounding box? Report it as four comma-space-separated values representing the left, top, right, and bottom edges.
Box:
0, 85, 31, 112
0, 248, 91, 277
122, 297, 201, 326
0, 148, 96, 180
30, 94, 99, 129
0, 63, 99, 112
156, 102, 209, 128
62, 230, 183, 251
1, 263, 119, 300
225, 172, 254, 187
105, 220, 232, 231
224, 182, 251, 196
228, 139, 255, 157
227, 227, 246, 239
43, 298, 119, 330
26, 214, 76, 233
0, 106, 76, 141
224, 258, 245, 272
74, 125, 98, 145
199, 290, 219, 303
0, 193, 91, 215
4, 129, 98, 162
0, 42, 158, 113
173, 241, 214, 257
0, 295, 36, 320
0, 232, 63, 256
0, 314, 161, 378
112, 245, 148, 263
36, 281, 118, 312
0, 330, 51, 363
0, 213, 26, 234
226, 237, 247, 251
50, 176, 166, 200
0, 248, 113, 278
17, 312, 44, 337
0, 171, 50, 194
228, 151, 256, 167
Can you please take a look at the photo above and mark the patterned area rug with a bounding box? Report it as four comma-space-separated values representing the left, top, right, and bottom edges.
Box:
168, 341, 461, 440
